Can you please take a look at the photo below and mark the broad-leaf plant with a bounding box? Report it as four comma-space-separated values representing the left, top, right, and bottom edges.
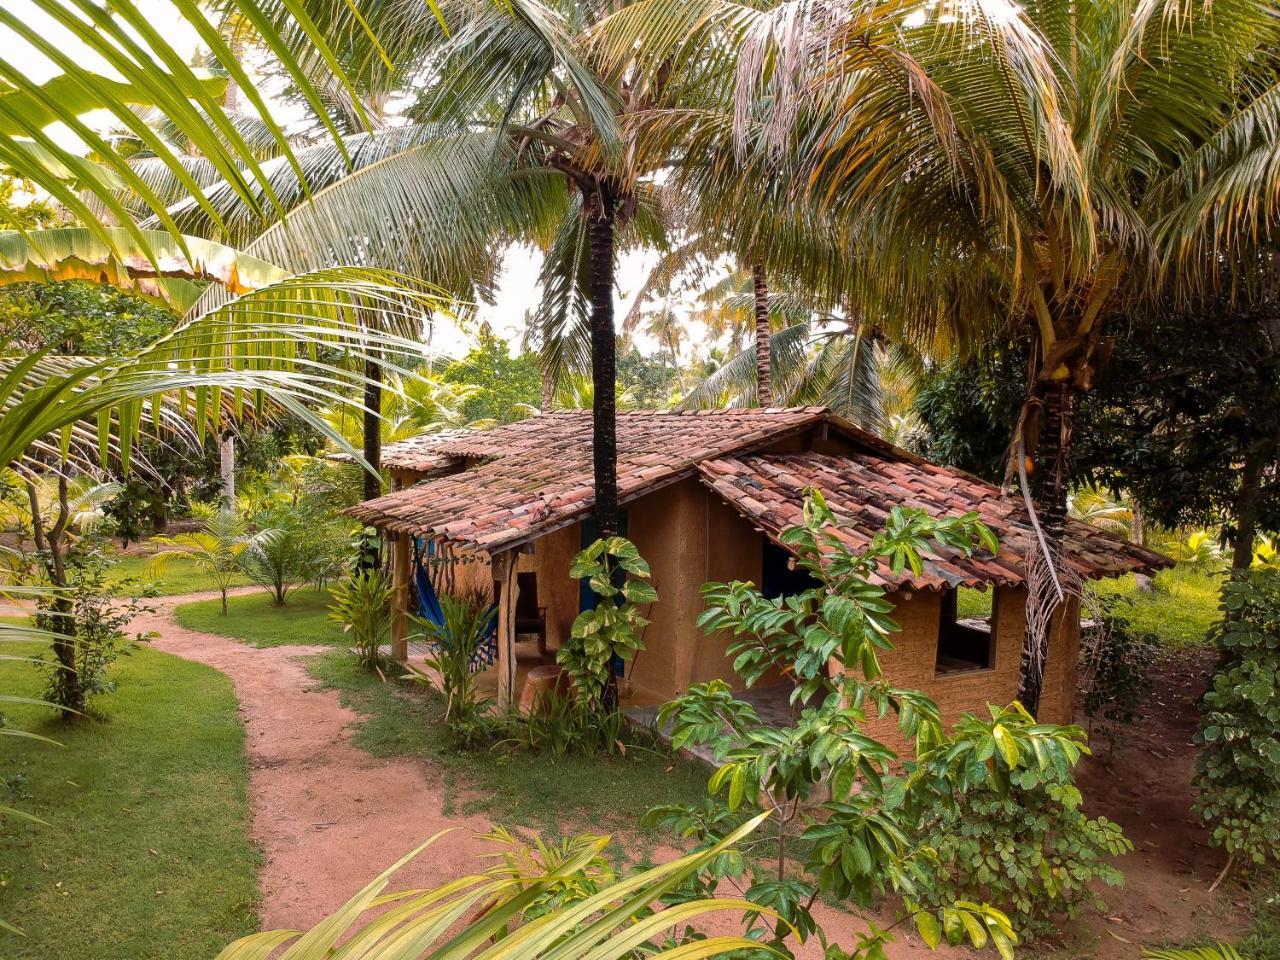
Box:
647, 491, 1128, 954
559, 536, 657, 712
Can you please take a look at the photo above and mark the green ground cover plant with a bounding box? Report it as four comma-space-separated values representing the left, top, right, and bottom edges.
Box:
175, 588, 345, 647
109, 551, 251, 596
0, 643, 258, 960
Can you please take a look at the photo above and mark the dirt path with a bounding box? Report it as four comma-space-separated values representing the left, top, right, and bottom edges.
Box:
138, 591, 500, 932
1067, 649, 1252, 958
140, 594, 1250, 957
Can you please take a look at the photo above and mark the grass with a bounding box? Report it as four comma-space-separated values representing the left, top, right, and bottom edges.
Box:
1091, 566, 1224, 649
305, 650, 710, 840
174, 587, 345, 647
0, 641, 258, 959
108, 551, 251, 597
1245, 885, 1280, 960
956, 568, 1223, 649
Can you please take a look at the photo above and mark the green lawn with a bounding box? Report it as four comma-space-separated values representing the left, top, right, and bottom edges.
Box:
1091, 566, 1224, 648
174, 587, 346, 647
956, 568, 1223, 649
0, 642, 258, 959
107, 550, 252, 597
305, 651, 710, 840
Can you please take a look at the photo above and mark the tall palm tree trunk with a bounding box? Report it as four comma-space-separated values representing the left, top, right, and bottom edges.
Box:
752, 262, 772, 407
1019, 379, 1074, 716
363, 355, 382, 502
583, 181, 619, 538
1232, 446, 1266, 569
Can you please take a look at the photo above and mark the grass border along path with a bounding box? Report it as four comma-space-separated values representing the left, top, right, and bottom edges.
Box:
0, 642, 258, 960
174, 587, 346, 648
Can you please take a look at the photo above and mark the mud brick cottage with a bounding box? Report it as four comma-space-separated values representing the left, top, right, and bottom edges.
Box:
346, 407, 1169, 732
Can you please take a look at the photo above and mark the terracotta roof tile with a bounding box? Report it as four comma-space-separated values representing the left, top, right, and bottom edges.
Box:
696, 452, 1172, 589
348, 408, 1171, 586
347, 408, 828, 550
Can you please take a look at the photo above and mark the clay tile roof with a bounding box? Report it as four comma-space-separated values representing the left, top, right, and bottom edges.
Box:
347, 407, 829, 550
378, 429, 475, 472
697, 452, 1173, 590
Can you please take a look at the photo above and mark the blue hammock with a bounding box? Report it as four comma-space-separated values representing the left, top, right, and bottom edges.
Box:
413, 539, 498, 672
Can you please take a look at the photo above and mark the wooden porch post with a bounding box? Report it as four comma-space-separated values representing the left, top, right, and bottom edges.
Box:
492, 550, 519, 712
391, 532, 410, 662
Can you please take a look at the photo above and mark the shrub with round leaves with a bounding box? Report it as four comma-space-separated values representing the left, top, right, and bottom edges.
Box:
1194, 569, 1280, 879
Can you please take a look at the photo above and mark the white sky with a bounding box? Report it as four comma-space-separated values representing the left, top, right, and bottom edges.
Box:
2, 0, 716, 361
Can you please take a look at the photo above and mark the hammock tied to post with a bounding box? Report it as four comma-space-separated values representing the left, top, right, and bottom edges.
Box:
412, 538, 498, 673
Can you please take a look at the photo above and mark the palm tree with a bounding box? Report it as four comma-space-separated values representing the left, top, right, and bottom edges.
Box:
1, 229, 444, 713
148, 512, 256, 614
153, 1, 654, 536
602, 0, 1280, 713
0, 0, 426, 267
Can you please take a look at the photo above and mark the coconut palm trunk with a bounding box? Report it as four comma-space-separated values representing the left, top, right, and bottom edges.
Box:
363, 354, 382, 502
752, 262, 772, 407
1232, 447, 1267, 569
583, 180, 619, 539
1018, 376, 1075, 716
219, 429, 236, 513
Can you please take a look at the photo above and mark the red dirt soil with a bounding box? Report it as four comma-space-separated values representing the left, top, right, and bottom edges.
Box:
142, 593, 1250, 956
1062, 649, 1251, 957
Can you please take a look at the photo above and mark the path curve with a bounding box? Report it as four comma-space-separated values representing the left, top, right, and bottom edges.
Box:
137, 592, 499, 931
140, 590, 963, 959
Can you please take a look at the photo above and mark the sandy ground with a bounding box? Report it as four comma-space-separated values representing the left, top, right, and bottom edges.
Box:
138, 591, 501, 932
1065, 648, 1252, 958
141, 592, 1250, 956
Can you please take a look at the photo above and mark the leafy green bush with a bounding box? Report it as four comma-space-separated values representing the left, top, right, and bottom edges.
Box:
647, 496, 1030, 957
1194, 569, 1280, 884
327, 568, 392, 670
908, 707, 1131, 939
34, 537, 156, 711
648, 494, 1129, 952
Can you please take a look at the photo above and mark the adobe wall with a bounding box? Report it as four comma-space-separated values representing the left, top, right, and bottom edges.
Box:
622, 479, 761, 703
855, 585, 1080, 757
530, 523, 581, 650
518, 479, 765, 705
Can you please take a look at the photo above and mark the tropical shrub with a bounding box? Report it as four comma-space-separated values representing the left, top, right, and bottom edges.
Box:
504, 683, 628, 757
1079, 593, 1158, 753
647, 495, 1032, 956
328, 568, 392, 670
239, 507, 327, 605
1194, 569, 1280, 885
410, 585, 496, 747
148, 511, 254, 614
34, 537, 156, 711
907, 706, 1132, 939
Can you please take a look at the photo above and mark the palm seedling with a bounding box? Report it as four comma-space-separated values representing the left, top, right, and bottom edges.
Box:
148, 512, 256, 614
